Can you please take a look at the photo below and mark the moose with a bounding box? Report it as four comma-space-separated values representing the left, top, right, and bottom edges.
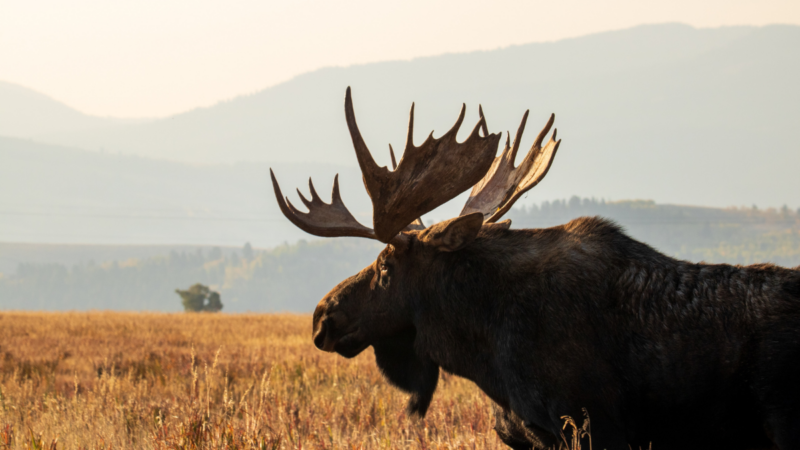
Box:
270, 87, 800, 450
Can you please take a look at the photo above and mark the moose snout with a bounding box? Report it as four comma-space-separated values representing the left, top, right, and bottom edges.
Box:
312, 317, 336, 352
312, 302, 339, 352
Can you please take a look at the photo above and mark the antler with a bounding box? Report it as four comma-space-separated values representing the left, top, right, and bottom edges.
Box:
346, 87, 501, 241
270, 87, 501, 243
460, 108, 561, 222
270, 170, 376, 239
270, 88, 560, 243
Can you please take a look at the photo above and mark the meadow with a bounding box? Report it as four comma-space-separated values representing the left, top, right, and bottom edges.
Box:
0, 312, 511, 450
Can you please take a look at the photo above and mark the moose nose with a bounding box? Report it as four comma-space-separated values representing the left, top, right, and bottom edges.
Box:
313, 320, 327, 350
312, 318, 336, 352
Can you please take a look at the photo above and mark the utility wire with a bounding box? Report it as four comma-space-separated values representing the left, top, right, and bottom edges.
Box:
0, 211, 286, 222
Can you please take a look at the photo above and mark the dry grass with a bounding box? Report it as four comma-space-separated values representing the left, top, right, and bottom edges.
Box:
0, 312, 509, 450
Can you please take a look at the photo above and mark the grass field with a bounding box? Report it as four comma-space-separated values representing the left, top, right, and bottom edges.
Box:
0, 312, 509, 450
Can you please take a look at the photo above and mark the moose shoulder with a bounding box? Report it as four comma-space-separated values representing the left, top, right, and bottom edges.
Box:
270, 88, 800, 450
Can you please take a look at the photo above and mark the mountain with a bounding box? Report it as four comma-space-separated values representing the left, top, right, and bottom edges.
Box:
0, 136, 534, 248
27, 23, 776, 164
10, 23, 800, 210
0, 81, 148, 137
0, 136, 379, 247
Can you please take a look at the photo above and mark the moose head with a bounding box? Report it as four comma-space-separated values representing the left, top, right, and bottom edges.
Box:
270, 87, 560, 415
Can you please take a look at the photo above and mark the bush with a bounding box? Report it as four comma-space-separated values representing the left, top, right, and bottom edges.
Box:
175, 283, 223, 312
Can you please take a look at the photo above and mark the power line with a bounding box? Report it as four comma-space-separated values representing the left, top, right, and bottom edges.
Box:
0, 211, 286, 222
0, 233, 274, 244
0, 202, 275, 214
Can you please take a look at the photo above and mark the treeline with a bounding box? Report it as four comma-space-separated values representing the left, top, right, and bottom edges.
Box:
1, 240, 382, 313
3, 199, 800, 312
507, 198, 800, 266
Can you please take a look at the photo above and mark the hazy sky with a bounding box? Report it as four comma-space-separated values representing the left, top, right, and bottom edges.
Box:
2, 0, 799, 118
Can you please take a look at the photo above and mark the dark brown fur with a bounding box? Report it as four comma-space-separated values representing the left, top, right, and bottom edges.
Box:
312, 216, 800, 450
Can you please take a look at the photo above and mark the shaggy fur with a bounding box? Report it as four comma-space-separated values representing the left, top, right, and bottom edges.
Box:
311, 216, 800, 450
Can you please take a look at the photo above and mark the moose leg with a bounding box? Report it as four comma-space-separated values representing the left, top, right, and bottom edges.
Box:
492, 404, 553, 450
493, 420, 533, 449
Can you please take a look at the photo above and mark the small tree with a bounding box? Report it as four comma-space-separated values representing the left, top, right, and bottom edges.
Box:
175, 283, 223, 312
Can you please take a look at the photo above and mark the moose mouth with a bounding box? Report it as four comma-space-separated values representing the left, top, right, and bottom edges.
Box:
334, 330, 369, 358
314, 320, 369, 358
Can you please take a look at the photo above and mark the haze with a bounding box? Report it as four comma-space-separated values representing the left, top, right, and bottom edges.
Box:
2, 0, 799, 118
2, 1, 800, 248
4, 0, 800, 313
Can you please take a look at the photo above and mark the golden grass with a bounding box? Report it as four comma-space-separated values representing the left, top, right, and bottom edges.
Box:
0, 312, 507, 450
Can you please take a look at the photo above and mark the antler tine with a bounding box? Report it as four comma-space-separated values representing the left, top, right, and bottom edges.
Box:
460, 113, 561, 223
405, 104, 415, 150
344, 87, 501, 242
270, 169, 376, 239
478, 105, 489, 137
389, 144, 398, 171
509, 110, 529, 163
308, 178, 322, 203
330, 174, 345, 203
296, 188, 312, 209
344, 87, 384, 196
450, 104, 467, 139
532, 113, 555, 150
296, 178, 321, 210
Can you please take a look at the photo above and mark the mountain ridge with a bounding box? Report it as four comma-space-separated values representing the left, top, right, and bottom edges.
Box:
0, 81, 155, 137
5, 23, 793, 162
3, 22, 800, 246
2, 23, 752, 128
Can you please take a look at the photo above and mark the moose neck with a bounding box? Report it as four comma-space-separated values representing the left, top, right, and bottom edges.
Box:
370, 224, 583, 416
407, 227, 550, 407
401, 220, 652, 408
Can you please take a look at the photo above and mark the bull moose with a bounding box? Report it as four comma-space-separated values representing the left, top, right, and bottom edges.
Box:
269, 87, 800, 450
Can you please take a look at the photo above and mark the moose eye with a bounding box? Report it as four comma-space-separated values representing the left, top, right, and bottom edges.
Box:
380, 263, 389, 274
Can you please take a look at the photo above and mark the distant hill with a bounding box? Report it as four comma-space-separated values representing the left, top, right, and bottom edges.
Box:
0, 81, 147, 137
507, 199, 800, 266
4, 198, 800, 312
0, 136, 382, 248
0, 242, 245, 276
0, 239, 384, 312
7, 23, 800, 209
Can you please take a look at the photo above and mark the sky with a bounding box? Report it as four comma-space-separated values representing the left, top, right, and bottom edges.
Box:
1, 0, 799, 118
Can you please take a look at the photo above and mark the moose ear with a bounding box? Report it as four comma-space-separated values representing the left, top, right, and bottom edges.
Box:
420, 212, 484, 252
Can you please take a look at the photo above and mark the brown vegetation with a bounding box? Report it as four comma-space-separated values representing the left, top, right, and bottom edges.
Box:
0, 312, 507, 449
